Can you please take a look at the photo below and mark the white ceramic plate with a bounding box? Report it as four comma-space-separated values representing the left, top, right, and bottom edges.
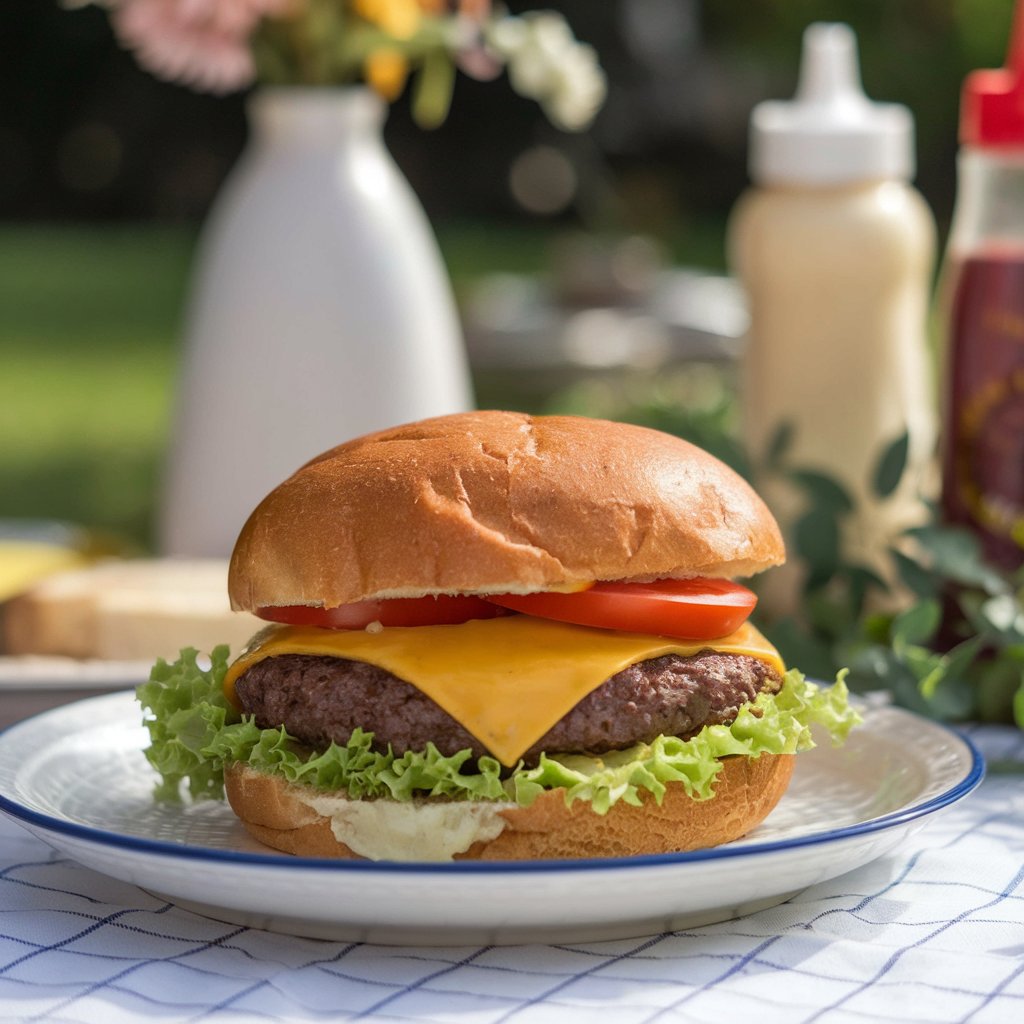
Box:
0, 692, 982, 946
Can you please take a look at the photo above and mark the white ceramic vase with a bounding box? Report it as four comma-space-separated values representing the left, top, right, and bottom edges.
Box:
159, 87, 473, 556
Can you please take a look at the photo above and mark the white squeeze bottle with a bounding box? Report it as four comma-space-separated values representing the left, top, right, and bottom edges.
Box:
728, 23, 937, 613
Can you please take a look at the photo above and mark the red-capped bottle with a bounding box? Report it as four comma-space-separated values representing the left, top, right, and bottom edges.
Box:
941, 0, 1024, 570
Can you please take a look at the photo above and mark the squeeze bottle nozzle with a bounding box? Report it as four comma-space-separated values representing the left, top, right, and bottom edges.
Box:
961, 0, 1024, 146
749, 22, 915, 186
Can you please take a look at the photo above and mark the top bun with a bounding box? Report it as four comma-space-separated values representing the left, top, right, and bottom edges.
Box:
228, 411, 785, 611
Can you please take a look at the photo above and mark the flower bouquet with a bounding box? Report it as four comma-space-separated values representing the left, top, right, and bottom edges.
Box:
70, 0, 606, 130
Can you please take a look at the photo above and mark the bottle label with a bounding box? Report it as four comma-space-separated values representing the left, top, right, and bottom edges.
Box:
942, 251, 1024, 569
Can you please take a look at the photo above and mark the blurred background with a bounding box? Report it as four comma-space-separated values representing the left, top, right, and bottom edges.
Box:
0, 0, 1015, 551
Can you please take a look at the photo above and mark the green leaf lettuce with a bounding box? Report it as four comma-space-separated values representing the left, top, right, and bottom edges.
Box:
137, 647, 861, 815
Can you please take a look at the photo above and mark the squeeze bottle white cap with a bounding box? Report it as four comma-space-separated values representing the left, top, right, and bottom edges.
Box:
749, 23, 915, 186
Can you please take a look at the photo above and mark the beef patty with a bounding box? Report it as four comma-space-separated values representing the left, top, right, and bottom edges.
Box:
233, 652, 783, 765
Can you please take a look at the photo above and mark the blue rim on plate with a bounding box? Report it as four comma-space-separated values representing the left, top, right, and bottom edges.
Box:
0, 692, 986, 875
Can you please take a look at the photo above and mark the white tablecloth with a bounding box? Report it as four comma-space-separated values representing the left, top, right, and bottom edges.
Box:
1, 724, 1022, 1024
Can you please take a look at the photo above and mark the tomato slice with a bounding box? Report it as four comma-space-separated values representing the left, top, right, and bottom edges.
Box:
484, 578, 756, 640
257, 594, 509, 630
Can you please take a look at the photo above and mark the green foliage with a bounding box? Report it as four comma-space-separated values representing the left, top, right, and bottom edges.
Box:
873, 433, 910, 498
759, 427, 1024, 727
252, 0, 453, 102
412, 46, 457, 130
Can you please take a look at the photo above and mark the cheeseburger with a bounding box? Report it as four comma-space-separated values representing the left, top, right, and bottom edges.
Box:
139, 411, 858, 861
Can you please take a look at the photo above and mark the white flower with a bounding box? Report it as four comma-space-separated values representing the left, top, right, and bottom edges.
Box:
541, 40, 605, 131
485, 15, 527, 56
487, 12, 605, 131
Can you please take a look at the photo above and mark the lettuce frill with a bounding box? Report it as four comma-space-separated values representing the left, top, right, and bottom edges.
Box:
137, 646, 861, 814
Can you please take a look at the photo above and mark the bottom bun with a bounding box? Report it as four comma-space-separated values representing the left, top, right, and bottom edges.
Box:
225, 754, 795, 861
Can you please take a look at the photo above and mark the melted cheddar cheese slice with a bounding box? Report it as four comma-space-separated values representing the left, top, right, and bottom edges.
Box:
224, 617, 785, 767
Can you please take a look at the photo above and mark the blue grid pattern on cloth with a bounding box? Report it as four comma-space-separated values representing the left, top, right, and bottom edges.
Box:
1, 724, 1022, 1024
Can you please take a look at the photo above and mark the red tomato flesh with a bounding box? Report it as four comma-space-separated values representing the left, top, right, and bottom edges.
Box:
257, 594, 509, 630
484, 578, 757, 641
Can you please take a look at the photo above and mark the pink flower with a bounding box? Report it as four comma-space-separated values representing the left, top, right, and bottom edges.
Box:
110, 0, 295, 95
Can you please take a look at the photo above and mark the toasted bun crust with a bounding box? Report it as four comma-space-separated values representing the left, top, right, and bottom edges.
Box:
224, 754, 794, 861
228, 411, 784, 611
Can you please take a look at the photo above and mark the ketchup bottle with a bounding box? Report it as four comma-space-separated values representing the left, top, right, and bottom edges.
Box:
941, 0, 1024, 570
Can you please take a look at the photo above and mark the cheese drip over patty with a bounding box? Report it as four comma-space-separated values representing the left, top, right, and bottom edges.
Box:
224, 616, 785, 767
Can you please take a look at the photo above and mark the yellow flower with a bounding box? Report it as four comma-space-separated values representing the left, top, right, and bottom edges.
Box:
364, 47, 409, 99
353, 0, 422, 41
